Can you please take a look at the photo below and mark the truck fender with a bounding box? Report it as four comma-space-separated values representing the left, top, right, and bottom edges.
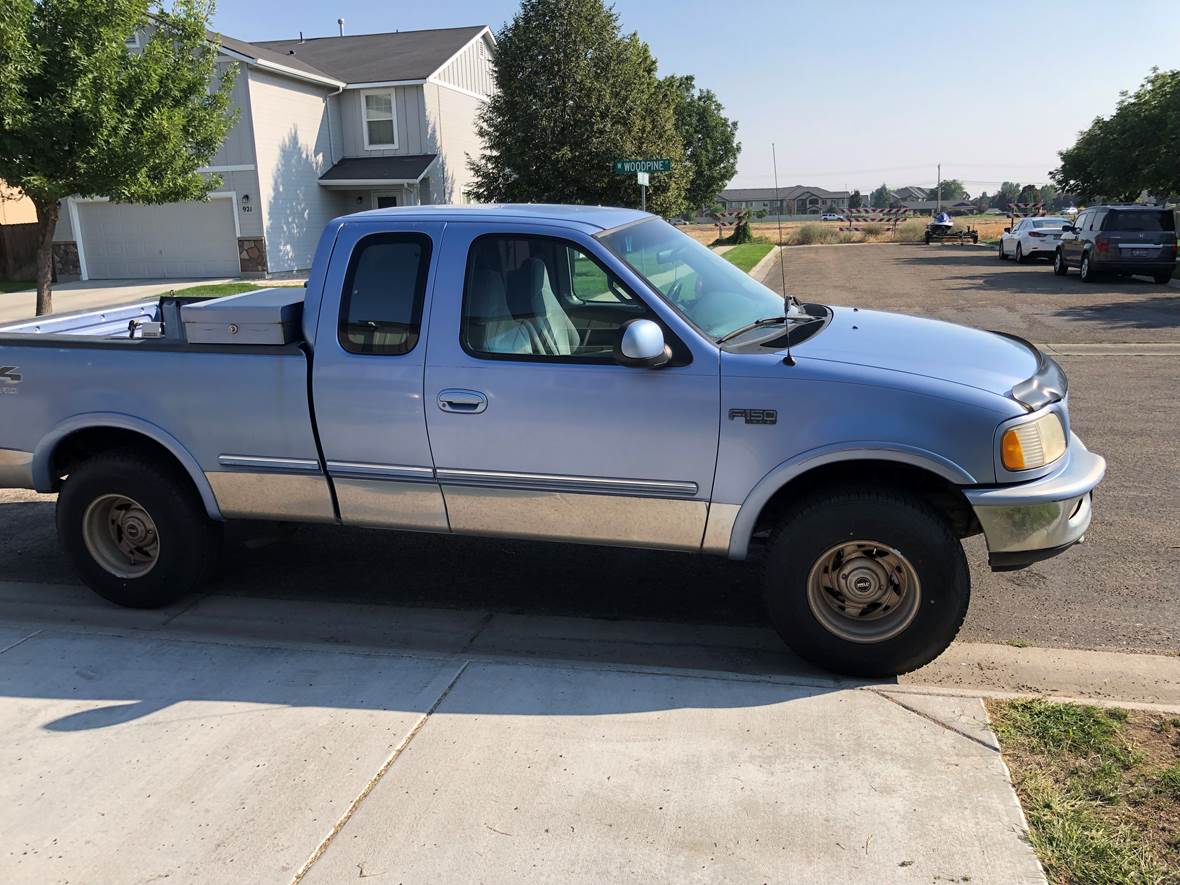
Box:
32, 413, 224, 521
723, 442, 977, 560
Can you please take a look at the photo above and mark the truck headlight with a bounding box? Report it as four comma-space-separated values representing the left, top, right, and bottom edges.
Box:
1001, 413, 1066, 471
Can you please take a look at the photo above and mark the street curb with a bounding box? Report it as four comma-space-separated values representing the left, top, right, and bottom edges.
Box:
749, 245, 780, 282
1170, 277, 1180, 290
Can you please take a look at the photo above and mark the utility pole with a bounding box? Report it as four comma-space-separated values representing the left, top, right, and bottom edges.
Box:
936, 163, 942, 213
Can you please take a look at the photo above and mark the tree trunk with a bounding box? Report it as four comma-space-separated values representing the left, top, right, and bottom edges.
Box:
32, 199, 59, 317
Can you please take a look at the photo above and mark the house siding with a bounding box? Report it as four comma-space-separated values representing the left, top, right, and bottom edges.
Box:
340, 86, 431, 157
433, 33, 495, 96
423, 82, 485, 203
248, 68, 345, 273
208, 61, 257, 169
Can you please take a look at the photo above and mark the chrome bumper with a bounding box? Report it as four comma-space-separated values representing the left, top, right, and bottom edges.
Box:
964, 433, 1105, 571
0, 448, 34, 489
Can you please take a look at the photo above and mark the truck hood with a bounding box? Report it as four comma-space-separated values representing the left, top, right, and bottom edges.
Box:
796, 307, 1040, 398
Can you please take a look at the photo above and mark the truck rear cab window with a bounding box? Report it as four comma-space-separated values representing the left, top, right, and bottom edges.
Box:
338, 233, 432, 356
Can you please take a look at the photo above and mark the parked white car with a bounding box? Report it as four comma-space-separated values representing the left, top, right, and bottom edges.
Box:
820, 213, 844, 222
998, 216, 1071, 263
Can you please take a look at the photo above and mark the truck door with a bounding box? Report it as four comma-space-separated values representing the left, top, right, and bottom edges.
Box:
422, 223, 720, 551
311, 220, 449, 530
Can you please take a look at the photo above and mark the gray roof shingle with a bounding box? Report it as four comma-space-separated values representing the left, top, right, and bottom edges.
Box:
254, 26, 487, 84
319, 155, 438, 183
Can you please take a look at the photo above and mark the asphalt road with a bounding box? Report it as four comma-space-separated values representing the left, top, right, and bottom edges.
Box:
1, 243, 1176, 656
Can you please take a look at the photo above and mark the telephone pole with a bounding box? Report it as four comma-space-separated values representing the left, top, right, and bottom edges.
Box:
936, 163, 942, 213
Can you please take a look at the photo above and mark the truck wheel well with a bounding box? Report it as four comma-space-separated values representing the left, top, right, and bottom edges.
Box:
50, 428, 191, 491
750, 460, 981, 544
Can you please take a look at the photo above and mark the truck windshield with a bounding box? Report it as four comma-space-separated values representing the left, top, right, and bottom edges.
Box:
598, 218, 798, 340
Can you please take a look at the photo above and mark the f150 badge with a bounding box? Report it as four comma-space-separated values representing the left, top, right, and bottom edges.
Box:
0, 366, 21, 395
729, 408, 776, 425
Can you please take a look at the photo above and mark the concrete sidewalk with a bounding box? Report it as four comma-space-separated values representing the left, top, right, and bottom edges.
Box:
0, 586, 1050, 883
0, 278, 236, 324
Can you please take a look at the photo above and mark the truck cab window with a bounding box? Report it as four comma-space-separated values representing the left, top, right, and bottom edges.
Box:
339, 233, 433, 356
462, 234, 650, 361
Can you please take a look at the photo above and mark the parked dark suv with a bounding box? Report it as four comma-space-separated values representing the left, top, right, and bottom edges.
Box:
1054, 205, 1177, 283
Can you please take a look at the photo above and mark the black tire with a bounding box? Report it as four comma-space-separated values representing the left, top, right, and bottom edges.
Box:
1079, 252, 1097, 282
923, 231, 931, 244
1053, 249, 1068, 275
997, 240, 1007, 259
1015, 243, 1026, 264
1153, 270, 1173, 285
761, 488, 969, 677
56, 449, 220, 608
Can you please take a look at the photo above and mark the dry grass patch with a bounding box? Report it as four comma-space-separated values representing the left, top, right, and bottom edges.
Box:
989, 698, 1180, 884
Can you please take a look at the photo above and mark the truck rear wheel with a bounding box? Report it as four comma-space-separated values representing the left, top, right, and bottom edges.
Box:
57, 450, 220, 608
761, 489, 969, 677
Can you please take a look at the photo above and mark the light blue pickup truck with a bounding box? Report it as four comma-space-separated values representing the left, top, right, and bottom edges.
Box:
0, 205, 1105, 675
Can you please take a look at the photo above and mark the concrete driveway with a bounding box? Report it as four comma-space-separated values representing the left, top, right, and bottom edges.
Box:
0, 278, 238, 324
0, 586, 1049, 884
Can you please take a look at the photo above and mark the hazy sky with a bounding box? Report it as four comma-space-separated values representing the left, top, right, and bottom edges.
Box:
211, 0, 1180, 196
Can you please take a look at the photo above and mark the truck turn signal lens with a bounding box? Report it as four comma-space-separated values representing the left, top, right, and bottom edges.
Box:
1002, 414, 1067, 471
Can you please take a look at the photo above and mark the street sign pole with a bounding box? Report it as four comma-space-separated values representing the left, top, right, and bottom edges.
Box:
613, 160, 671, 213
636, 171, 649, 211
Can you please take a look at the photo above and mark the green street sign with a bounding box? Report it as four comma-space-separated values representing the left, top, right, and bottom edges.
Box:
613, 158, 672, 174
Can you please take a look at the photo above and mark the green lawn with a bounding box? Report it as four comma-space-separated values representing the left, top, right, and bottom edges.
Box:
158, 282, 269, 299
989, 698, 1180, 884
721, 243, 774, 273
0, 279, 33, 294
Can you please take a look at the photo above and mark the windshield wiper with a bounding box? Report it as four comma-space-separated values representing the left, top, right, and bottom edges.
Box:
716, 316, 789, 344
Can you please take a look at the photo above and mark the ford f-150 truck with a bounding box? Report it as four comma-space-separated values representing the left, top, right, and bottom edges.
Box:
0, 205, 1106, 676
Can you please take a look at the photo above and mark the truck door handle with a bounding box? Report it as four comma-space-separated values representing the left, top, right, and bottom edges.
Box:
438, 389, 487, 414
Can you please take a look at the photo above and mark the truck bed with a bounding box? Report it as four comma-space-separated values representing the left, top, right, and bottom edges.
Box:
0, 291, 332, 523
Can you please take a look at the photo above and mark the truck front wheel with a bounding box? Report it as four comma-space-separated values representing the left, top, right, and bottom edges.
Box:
762, 489, 969, 677
57, 450, 220, 608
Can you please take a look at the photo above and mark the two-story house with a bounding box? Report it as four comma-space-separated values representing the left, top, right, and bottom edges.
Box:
52, 25, 495, 280
713, 186, 851, 216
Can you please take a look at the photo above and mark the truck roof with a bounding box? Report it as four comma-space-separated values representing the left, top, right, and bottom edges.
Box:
342, 203, 651, 232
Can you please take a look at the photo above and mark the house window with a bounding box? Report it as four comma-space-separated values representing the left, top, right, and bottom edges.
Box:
125, 31, 142, 48
362, 91, 398, 149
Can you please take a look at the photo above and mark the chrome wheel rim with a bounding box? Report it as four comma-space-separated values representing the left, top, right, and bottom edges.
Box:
82, 494, 160, 579
1081, 256, 1089, 277
806, 540, 921, 643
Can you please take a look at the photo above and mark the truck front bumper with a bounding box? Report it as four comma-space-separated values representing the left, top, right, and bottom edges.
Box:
964, 433, 1106, 572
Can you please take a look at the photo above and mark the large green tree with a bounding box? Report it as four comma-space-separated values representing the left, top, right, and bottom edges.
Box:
869, 183, 891, 209
664, 74, 739, 215
1053, 68, 1180, 202
468, 0, 694, 217
934, 178, 965, 202
0, 0, 236, 315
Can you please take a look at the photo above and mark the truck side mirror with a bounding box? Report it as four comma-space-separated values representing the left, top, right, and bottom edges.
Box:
1003, 227, 1011, 234
615, 319, 671, 368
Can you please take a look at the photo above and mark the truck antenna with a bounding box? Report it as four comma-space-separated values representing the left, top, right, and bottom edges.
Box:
771, 142, 795, 367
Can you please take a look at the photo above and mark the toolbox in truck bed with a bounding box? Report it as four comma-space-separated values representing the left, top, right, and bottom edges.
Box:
180, 287, 305, 345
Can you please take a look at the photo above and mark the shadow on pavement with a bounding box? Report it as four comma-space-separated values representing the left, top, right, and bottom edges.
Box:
1054, 293, 1180, 330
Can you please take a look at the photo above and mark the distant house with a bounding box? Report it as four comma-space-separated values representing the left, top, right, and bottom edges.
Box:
902, 200, 975, 216
0, 183, 36, 226
714, 186, 851, 216
51, 24, 495, 280
888, 185, 928, 204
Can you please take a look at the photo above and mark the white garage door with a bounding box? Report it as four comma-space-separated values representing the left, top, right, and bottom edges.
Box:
78, 198, 239, 279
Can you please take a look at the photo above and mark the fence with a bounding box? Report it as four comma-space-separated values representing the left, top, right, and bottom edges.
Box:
839, 208, 911, 232
0, 223, 39, 281
1009, 202, 1045, 224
